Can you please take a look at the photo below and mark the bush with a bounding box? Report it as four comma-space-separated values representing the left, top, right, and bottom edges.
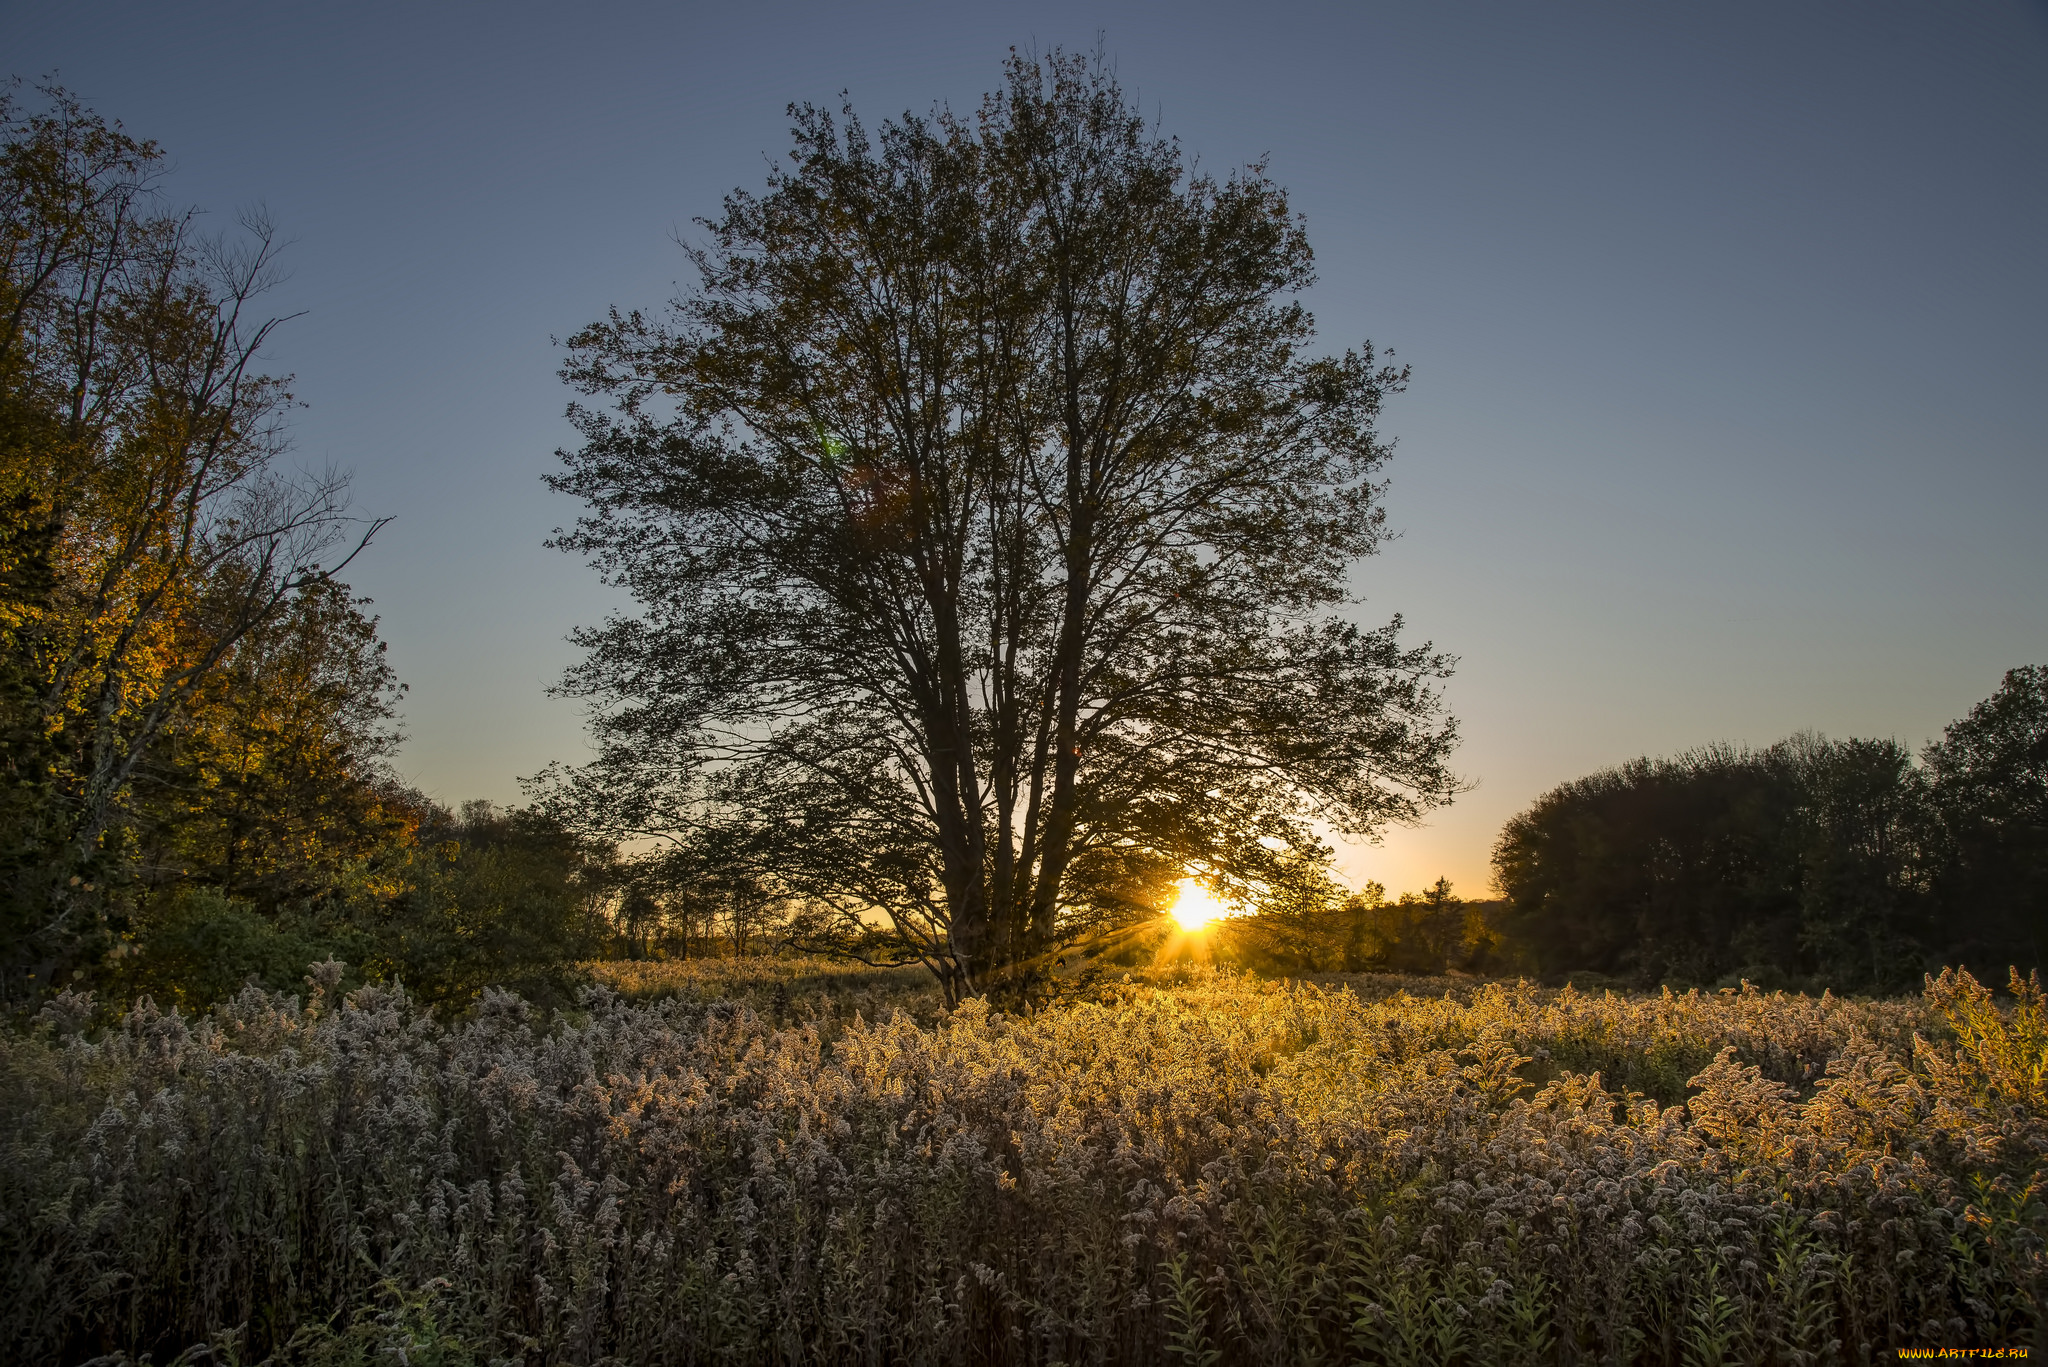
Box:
338, 804, 607, 1012
82, 803, 612, 1022
101, 888, 346, 1012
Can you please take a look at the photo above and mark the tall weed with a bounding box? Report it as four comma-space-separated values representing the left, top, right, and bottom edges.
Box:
2, 967, 2041, 1362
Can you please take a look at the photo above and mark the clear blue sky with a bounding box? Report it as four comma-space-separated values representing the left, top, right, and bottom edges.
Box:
11, 1, 2045, 896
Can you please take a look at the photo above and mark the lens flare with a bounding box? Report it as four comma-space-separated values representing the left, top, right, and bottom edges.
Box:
1169, 878, 1228, 932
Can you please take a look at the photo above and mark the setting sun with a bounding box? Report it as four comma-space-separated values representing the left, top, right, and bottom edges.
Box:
1169, 878, 1229, 932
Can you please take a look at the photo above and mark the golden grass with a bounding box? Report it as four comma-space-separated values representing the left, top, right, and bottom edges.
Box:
2, 963, 2040, 1362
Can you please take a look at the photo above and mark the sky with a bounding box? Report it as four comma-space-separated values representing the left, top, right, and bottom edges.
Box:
10, 0, 2046, 897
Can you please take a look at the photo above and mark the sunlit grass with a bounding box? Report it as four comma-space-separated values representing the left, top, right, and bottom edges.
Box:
4, 961, 2040, 1361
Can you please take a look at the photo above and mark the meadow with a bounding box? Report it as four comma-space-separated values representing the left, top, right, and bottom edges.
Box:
2, 959, 2042, 1365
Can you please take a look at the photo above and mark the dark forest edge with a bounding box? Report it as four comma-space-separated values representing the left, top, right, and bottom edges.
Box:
0, 83, 612, 1017
1492, 665, 2047, 995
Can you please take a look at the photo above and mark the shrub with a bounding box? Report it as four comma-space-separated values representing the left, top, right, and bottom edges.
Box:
101, 888, 346, 1013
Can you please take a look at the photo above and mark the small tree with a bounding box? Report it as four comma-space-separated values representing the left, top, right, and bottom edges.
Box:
543, 51, 1458, 1002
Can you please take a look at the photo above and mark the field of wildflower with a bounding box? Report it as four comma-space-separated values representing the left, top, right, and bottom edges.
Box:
2, 960, 2042, 1364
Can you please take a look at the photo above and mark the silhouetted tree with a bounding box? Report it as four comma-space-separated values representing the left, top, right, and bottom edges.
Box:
1493, 744, 1802, 985
1492, 673, 2047, 991
541, 51, 1458, 1002
1923, 666, 2048, 976
1787, 733, 1929, 988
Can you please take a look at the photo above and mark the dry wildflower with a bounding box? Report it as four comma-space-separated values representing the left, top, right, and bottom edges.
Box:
0, 966, 2041, 1362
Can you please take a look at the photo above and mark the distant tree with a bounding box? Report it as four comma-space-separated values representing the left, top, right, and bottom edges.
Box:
1923, 666, 2048, 976
1337, 881, 1389, 972
0, 86, 383, 995
1216, 874, 1508, 977
542, 51, 1458, 1002
1784, 733, 1929, 988
1491, 678, 2048, 993
619, 843, 784, 959
1391, 875, 1497, 972
1203, 847, 1355, 974
1492, 737, 1930, 989
342, 801, 613, 1012
613, 883, 667, 960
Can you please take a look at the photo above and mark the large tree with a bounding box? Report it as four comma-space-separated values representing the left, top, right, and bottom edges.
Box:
545, 51, 1458, 1001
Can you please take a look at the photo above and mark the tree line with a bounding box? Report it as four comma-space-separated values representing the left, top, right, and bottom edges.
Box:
0, 86, 610, 1012
592, 665, 2047, 997
1490, 667, 2047, 992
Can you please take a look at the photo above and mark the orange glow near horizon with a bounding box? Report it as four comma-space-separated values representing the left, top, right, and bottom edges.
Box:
1168, 878, 1230, 932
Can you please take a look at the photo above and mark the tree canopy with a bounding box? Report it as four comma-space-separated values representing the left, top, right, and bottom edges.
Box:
1921, 665, 2048, 974
543, 51, 1459, 1000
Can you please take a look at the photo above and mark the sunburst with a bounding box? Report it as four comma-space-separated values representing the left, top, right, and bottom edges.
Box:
1169, 878, 1229, 932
